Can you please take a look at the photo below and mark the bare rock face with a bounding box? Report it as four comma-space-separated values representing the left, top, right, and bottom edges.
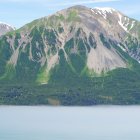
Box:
0, 5, 140, 83
0, 22, 15, 36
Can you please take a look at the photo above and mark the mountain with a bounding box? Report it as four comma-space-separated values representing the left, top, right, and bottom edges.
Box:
0, 5, 140, 105
0, 22, 15, 36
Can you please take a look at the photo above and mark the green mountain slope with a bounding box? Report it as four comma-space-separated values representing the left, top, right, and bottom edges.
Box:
0, 5, 140, 105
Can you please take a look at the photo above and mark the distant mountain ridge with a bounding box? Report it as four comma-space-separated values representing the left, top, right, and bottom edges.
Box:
0, 22, 15, 36
0, 5, 140, 105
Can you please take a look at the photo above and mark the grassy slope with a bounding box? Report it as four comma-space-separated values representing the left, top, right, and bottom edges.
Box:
0, 67, 140, 105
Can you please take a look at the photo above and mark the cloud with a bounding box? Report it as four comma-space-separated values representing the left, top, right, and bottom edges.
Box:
0, 0, 47, 3
40, 0, 120, 8
56, 0, 120, 6
0, 0, 119, 4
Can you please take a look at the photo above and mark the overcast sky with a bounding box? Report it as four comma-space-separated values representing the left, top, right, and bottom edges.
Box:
0, 0, 139, 28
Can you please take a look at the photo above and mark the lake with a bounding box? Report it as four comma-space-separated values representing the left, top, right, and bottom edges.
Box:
0, 106, 140, 140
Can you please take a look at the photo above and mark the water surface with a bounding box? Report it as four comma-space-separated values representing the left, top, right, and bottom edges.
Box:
0, 106, 140, 140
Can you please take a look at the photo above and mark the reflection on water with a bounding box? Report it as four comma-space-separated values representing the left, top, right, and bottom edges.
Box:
0, 106, 140, 140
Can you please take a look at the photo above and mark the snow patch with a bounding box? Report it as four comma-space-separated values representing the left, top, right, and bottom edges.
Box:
91, 9, 98, 15
118, 13, 128, 32
129, 21, 136, 30
94, 7, 116, 13
92, 7, 116, 19
118, 44, 126, 52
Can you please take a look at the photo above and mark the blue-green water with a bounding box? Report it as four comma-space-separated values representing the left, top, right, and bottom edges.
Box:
0, 106, 140, 140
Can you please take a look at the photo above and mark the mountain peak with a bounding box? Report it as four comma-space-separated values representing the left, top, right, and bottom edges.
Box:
0, 5, 140, 105
0, 5, 139, 76
0, 22, 15, 36
68, 5, 116, 11
0, 22, 15, 30
69, 5, 88, 9
66, 5, 117, 13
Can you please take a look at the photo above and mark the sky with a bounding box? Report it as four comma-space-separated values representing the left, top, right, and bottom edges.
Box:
0, 0, 140, 28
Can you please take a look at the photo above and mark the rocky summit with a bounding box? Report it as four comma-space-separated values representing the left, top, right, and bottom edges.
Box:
0, 22, 15, 36
0, 5, 140, 105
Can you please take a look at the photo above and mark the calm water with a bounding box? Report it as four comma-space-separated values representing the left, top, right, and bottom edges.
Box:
0, 106, 140, 140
